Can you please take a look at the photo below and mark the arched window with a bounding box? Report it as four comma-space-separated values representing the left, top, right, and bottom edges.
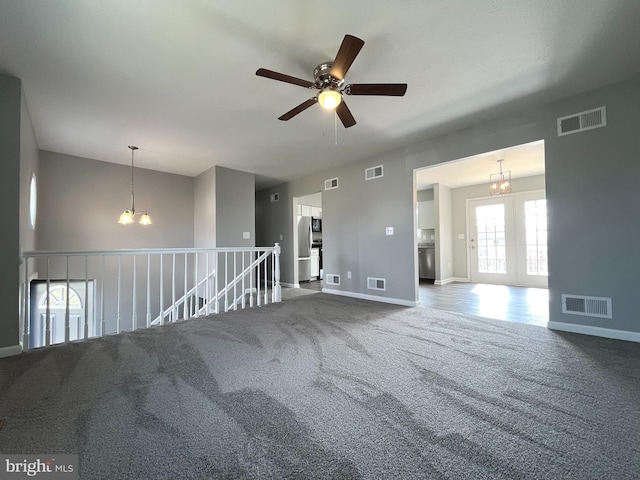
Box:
38, 285, 83, 309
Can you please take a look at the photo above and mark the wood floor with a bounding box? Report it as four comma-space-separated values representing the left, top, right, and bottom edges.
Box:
418, 280, 548, 327
301, 279, 548, 327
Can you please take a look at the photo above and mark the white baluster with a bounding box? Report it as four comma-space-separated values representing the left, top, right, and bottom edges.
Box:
273, 243, 282, 302
65, 256, 70, 343
146, 254, 151, 328
84, 255, 89, 339
132, 255, 137, 331
100, 255, 105, 336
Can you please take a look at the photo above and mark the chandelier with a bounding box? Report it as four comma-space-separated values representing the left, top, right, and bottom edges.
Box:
118, 146, 152, 225
489, 159, 511, 195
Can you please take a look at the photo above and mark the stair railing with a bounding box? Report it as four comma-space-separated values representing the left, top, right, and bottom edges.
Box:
20, 244, 281, 351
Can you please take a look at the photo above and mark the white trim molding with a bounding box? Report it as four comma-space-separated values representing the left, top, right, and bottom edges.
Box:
322, 288, 417, 307
548, 321, 640, 343
435, 277, 468, 286
0, 345, 22, 358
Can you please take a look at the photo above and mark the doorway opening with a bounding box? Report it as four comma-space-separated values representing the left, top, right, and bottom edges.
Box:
413, 139, 547, 324
293, 192, 323, 289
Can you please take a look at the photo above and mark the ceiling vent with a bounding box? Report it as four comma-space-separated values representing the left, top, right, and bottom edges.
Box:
325, 178, 339, 190
325, 274, 340, 285
270, 193, 279, 203
365, 165, 384, 181
557, 106, 606, 136
562, 294, 612, 319
367, 277, 386, 291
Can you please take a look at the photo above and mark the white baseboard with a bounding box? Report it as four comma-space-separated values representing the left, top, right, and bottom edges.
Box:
0, 344, 22, 358
322, 288, 417, 307
435, 277, 467, 286
547, 321, 640, 343
281, 282, 297, 288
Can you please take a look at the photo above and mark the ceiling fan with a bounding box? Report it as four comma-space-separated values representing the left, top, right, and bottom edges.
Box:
256, 34, 407, 128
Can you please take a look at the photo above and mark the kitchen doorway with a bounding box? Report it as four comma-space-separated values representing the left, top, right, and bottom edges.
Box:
293, 192, 323, 289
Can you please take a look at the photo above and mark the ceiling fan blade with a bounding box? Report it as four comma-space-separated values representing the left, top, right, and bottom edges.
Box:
256, 68, 315, 88
278, 98, 318, 121
345, 83, 408, 96
335, 101, 357, 128
330, 34, 365, 80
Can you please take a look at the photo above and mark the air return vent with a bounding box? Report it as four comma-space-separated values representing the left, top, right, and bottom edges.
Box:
270, 193, 279, 203
325, 274, 340, 285
365, 165, 383, 181
325, 178, 339, 190
557, 106, 606, 136
562, 294, 612, 319
367, 277, 386, 291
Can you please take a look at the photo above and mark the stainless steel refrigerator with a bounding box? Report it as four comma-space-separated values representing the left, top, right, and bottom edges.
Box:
297, 216, 311, 282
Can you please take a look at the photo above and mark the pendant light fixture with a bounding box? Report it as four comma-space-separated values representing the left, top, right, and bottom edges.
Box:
489, 159, 511, 195
118, 146, 152, 225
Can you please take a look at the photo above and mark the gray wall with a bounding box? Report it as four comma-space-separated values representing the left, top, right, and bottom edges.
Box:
257, 150, 416, 303
215, 166, 255, 248
37, 151, 194, 250
258, 76, 640, 337
0, 74, 21, 351
194, 166, 216, 248
434, 184, 453, 282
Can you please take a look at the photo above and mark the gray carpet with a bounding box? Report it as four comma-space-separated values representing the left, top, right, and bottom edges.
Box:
1, 288, 639, 479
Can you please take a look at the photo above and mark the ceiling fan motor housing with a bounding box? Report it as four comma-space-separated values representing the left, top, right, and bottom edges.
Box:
313, 62, 344, 89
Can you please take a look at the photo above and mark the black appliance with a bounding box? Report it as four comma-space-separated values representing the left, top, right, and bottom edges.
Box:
311, 217, 322, 232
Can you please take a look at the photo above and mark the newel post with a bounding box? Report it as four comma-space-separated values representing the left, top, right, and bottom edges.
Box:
273, 243, 282, 302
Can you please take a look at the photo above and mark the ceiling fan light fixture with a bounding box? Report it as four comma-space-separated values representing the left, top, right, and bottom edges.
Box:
317, 88, 342, 110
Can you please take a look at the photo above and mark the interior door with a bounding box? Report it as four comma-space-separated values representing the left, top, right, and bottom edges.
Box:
469, 198, 517, 285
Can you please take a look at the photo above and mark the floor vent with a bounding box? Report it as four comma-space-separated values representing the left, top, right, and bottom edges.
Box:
367, 277, 386, 291
365, 165, 383, 181
325, 178, 339, 190
557, 106, 606, 136
562, 294, 612, 319
269, 193, 279, 202
326, 274, 340, 285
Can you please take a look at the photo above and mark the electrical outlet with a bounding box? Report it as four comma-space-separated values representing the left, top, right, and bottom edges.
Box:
243, 232, 250, 239
386, 227, 394, 235
347, 271, 352, 279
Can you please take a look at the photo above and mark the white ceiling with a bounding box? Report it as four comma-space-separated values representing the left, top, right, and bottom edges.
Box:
415, 140, 545, 190
1, 1, 640, 190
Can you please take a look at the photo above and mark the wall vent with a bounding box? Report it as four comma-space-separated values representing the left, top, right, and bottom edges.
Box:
557, 106, 606, 136
270, 193, 279, 203
365, 165, 384, 181
325, 274, 340, 285
367, 277, 386, 291
562, 294, 612, 319
325, 178, 339, 190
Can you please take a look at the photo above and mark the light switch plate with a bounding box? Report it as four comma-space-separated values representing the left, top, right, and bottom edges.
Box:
458, 233, 465, 240
386, 227, 394, 235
